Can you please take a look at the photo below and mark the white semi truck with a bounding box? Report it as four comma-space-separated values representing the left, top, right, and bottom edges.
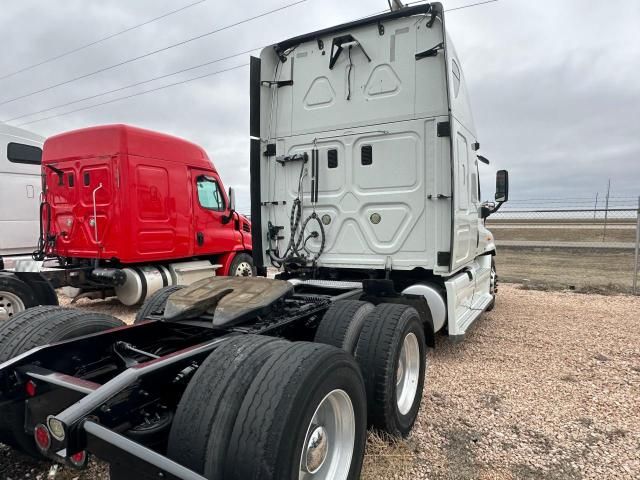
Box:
253, 2, 507, 338
0, 124, 57, 320
0, 4, 508, 479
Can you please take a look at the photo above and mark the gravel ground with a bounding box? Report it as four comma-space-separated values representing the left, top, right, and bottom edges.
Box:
2, 284, 639, 479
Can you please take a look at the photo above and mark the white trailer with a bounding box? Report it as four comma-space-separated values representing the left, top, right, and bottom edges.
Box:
252, 2, 508, 339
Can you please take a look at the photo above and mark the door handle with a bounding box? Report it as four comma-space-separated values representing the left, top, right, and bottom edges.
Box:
196, 232, 204, 246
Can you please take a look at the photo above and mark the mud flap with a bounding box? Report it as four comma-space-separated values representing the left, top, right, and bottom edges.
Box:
14, 272, 59, 306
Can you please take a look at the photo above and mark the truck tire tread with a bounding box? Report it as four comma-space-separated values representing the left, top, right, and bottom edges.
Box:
314, 300, 374, 353
167, 335, 288, 477
0, 309, 123, 363
135, 285, 185, 323
355, 303, 426, 437
225, 342, 367, 480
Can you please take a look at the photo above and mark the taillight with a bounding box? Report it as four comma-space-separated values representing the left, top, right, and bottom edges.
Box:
34, 424, 51, 452
69, 450, 88, 468
25, 380, 37, 397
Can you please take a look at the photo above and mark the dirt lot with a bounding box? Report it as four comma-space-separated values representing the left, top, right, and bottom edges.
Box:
1, 285, 639, 479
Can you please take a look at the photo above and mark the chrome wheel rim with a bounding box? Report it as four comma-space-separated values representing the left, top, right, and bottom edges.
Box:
299, 389, 355, 480
234, 261, 252, 276
0, 291, 25, 322
396, 333, 420, 415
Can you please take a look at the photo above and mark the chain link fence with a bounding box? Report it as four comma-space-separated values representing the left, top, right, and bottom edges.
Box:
485, 196, 640, 295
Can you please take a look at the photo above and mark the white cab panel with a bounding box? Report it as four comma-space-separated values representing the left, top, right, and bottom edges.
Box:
0, 124, 44, 256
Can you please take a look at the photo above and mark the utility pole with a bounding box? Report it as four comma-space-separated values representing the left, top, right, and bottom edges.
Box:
633, 196, 639, 295
602, 180, 610, 242
593, 193, 598, 220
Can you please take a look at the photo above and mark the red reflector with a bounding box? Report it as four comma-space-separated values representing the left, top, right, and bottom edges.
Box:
34, 424, 51, 451
25, 380, 37, 397
69, 450, 87, 467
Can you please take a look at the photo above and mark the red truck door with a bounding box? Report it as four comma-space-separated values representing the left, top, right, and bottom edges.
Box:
191, 169, 239, 256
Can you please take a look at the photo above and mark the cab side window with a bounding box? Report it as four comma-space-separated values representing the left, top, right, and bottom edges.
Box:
197, 176, 225, 211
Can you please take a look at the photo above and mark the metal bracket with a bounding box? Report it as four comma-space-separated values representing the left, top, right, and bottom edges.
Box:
329, 34, 371, 69
260, 80, 293, 88
264, 143, 276, 157
275, 152, 308, 166
415, 42, 443, 60
427, 3, 439, 28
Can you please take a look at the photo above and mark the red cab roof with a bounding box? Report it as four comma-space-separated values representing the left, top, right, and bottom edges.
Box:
43, 124, 215, 171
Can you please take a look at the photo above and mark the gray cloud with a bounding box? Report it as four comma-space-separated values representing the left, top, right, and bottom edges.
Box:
0, 0, 638, 213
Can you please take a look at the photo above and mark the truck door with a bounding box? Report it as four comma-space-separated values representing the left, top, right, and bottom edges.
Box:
450, 129, 478, 271
191, 169, 238, 256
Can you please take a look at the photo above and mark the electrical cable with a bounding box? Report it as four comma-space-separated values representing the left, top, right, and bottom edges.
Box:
0, 0, 207, 82
0, 0, 307, 108
346, 46, 353, 101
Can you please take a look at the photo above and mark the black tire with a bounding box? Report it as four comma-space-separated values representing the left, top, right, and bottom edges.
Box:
225, 342, 367, 480
0, 274, 39, 322
355, 303, 426, 437
314, 300, 374, 354
167, 335, 289, 478
486, 258, 497, 311
228, 252, 253, 277
0, 305, 61, 344
134, 285, 185, 324
0, 308, 124, 456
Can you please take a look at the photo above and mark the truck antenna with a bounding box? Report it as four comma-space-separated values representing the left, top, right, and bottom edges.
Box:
387, 0, 406, 12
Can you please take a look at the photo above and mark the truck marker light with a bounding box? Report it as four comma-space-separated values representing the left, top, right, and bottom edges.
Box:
69, 450, 87, 467
34, 424, 51, 452
47, 416, 66, 441
25, 380, 37, 397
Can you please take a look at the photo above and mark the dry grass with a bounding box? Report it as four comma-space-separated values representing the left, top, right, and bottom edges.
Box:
491, 227, 636, 243
497, 248, 637, 293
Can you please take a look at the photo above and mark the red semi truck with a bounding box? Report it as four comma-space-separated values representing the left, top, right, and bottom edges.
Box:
1, 124, 252, 311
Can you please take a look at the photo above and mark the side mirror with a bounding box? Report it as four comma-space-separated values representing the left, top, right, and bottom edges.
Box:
228, 187, 236, 213
495, 170, 509, 203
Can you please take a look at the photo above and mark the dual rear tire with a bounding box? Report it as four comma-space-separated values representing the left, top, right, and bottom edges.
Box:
166, 301, 428, 480
166, 335, 367, 480
314, 300, 427, 438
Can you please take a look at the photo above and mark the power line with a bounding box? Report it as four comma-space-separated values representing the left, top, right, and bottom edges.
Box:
445, 0, 499, 12
12, 0, 498, 126
0, 0, 306, 108
0, 0, 207, 82
16, 63, 249, 127
4, 46, 262, 123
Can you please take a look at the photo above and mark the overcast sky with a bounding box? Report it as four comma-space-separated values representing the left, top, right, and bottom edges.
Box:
0, 0, 638, 212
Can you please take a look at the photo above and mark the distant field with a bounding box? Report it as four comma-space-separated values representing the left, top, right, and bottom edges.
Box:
488, 218, 636, 225
496, 247, 637, 293
490, 226, 636, 243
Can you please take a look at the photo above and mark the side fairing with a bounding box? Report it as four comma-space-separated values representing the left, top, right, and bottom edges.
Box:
445, 32, 481, 272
